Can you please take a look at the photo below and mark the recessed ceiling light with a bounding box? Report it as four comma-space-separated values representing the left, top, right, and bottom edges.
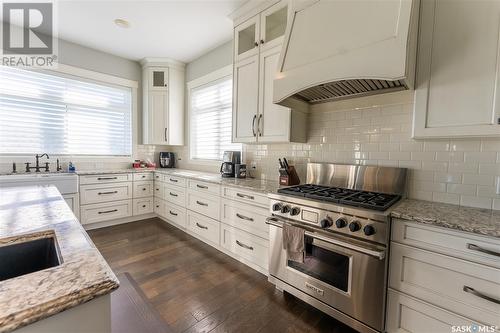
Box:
114, 19, 130, 29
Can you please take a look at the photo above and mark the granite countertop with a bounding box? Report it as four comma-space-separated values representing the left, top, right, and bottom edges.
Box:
0, 186, 119, 333
76, 168, 282, 195
391, 199, 500, 238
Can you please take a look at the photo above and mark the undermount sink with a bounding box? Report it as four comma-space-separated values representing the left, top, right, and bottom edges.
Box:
0, 236, 61, 281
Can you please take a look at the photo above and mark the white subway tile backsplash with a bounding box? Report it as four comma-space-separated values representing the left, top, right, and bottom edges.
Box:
432, 192, 460, 205
460, 196, 492, 209
450, 141, 482, 152
446, 183, 477, 196
464, 152, 497, 163
462, 174, 495, 186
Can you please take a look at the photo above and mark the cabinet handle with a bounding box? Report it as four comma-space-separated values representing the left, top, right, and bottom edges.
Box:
97, 177, 117, 180
164, 128, 168, 141
156, 205, 160, 208
236, 193, 254, 200
142, 205, 146, 208
196, 184, 208, 189
169, 210, 178, 216
257, 114, 262, 136
98, 209, 118, 214
156, 188, 160, 191
142, 188, 147, 191
260, 39, 264, 44
169, 178, 178, 182
463, 286, 500, 305
169, 192, 178, 197
236, 213, 254, 222
98, 191, 118, 195
196, 222, 208, 230
254, 41, 258, 47
467, 243, 500, 257
236, 240, 254, 251
196, 200, 208, 206
252, 115, 257, 137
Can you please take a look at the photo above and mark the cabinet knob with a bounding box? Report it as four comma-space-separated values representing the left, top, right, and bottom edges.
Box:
260, 39, 264, 44
254, 41, 258, 47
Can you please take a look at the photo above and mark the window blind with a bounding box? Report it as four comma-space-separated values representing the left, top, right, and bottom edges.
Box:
0, 66, 132, 156
190, 76, 241, 161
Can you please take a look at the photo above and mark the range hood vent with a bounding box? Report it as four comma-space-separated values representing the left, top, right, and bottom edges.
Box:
273, 0, 419, 107
295, 79, 407, 104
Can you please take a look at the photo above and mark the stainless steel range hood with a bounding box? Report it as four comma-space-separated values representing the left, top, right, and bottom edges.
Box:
273, 0, 420, 107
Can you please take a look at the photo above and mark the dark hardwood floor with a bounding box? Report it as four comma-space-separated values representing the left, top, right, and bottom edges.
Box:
89, 218, 359, 333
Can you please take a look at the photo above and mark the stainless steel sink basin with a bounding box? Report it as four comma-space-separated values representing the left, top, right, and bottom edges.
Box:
0, 237, 61, 281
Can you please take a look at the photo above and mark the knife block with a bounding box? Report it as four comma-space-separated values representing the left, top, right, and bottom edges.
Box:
279, 166, 300, 186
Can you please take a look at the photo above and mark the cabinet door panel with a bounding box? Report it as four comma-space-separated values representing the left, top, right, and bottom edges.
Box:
260, 2, 288, 51
414, 0, 500, 138
149, 91, 168, 144
258, 46, 291, 142
233, 56, 259, 143
234, 15, 259, 62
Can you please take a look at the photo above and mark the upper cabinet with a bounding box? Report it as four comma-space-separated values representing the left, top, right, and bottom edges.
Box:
232, 0, 307, 144
141, 59, 185, 145
413, 0, 500, 138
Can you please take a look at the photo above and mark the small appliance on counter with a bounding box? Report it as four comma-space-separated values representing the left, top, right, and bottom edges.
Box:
235, 164, 246, 179
220, 151, 241, 178
159, 152, 175, 168
278, 158, 300, 186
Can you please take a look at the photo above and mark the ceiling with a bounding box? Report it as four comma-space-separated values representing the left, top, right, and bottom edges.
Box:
56, 0, 245, 63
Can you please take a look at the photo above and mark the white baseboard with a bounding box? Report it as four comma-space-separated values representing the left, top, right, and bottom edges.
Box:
83, 213, 156, 230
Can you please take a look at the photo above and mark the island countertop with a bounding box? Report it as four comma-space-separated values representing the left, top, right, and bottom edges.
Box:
0, 185, 119, 333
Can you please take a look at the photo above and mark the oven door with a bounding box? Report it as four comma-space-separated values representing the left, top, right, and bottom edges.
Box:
267, 217, 387, 332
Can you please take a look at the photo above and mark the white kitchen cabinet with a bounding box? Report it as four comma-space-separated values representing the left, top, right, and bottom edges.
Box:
62, 193, 80, 220
232, 1, 307, 144
413, 0, 500, 138
141, 59, 185, 145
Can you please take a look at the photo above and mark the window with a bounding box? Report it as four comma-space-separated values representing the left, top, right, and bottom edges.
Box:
0, 66, 132, 156
189, 68, 241, 162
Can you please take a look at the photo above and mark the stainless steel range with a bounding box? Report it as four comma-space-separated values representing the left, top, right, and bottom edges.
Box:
266, 163, 407, 333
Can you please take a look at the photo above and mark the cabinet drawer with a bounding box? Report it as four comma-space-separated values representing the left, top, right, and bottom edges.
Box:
164, 202, 186, 229
80, 182, 132, 204
133, 172, 153, 181
187, 191, 220, 220
392, 219, 500, 268
133, 197, 153, 216
389, 243, 500, 326
220, 199, 269, 239
80, 200, 132, 225
164, 175, 186, 187
154, 197, 165, 217
154, 181, 165, 199
133, 181, 153, 198
222, 186, 269, 208
164, 185, 186, 207
153, 173, 164, 182
220, 224, 269, 270
79, 173, 131, 185
188, 179, 220, 195
187, 211, 220, 245
386, 289, 484, 333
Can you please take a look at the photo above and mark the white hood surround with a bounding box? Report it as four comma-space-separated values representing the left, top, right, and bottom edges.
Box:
273, 0, 420, 107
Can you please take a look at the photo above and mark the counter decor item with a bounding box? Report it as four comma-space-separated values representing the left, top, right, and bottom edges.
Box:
235, 164, 246, 178
278, 158, 300, 186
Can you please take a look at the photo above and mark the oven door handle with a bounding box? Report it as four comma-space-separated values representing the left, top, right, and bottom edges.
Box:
266, 217, 386, 260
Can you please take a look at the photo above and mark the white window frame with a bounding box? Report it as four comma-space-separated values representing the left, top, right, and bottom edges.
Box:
0, 64, 138, 162
187, 64, 241, 166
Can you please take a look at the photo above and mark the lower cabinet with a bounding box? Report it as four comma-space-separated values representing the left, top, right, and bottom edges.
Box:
80, 200, 133, 225
133, 197, 153, 216
62, 193, 80, 219
220, 224, 269, 271
187, 210, 220, 246
164, 202, 186, 229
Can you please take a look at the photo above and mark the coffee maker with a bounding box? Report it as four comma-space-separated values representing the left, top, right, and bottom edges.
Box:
220, 151, 241, 178
159, 152, 175, 168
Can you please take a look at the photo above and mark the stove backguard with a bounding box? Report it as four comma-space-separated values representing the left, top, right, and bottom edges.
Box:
306, 163, 407, 196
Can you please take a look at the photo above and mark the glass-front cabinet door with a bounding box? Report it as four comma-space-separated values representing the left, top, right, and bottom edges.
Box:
260, 2, 288, 51
234, 15, 259, 62
149, 67, 169, 91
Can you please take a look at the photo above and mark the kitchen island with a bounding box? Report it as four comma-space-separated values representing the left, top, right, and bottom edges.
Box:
0, 185, 118, 333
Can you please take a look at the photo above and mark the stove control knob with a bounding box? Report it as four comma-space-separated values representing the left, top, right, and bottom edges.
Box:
335, 218, 348, 228
290, 207, 301, 216
349, 221, 361, 232
272, 203, 283, 212
363, 225, 376, 236
281, 205, 291, 214
320, 217, 333, 229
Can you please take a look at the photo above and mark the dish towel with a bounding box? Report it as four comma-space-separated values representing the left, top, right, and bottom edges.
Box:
282, 223, 305, 263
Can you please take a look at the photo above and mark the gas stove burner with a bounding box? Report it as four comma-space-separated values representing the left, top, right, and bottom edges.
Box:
277, 184, 401, 211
